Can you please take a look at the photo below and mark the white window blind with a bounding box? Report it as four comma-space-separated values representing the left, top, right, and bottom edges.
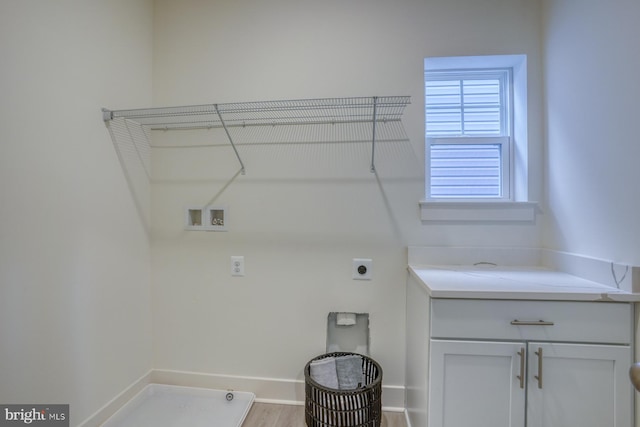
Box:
426, 69, 511, 199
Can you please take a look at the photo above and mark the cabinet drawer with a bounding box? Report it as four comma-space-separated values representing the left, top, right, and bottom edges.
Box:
431, 299, 632, 344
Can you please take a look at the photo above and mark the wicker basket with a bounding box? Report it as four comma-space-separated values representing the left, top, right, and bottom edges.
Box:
304, 352, 382, 427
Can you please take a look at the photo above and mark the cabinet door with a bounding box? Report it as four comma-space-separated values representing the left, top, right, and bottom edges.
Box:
428, 340, 526, 427
527, 342, 632, 427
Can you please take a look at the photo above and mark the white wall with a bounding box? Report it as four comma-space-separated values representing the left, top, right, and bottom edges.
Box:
0, 1, 154, 424
14, 0, 639, 420
542, 0, 640, 265
13, 0, 633, 417
151, 0, 544, 401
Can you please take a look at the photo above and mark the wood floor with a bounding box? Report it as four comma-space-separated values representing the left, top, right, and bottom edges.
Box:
243, 402, 407, 427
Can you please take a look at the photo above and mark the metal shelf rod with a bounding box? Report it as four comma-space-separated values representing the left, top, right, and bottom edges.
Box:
145, 117, 402, 131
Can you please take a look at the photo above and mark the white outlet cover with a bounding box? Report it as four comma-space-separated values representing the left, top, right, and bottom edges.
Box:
231, 256, 245, 277
352, 258, 372, 280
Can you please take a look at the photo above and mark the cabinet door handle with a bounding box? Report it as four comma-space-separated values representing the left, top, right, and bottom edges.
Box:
534, 347, 543, 389
517, 348, 525, 389
510, 319, 555, 326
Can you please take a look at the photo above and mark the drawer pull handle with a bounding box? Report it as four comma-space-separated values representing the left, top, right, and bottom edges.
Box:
510, 319, 555, 326
535, 347, 543, 389
517, 348, 525, 389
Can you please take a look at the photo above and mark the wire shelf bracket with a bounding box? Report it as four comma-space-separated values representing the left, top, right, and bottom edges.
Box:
370, 96, 378, 173
214, 103, 245, 175
102, 96, 410, 174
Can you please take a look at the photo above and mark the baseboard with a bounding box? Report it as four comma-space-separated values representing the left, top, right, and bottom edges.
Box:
379, 384, 406, 412
77, 370, 152, 427
152, 369, 406, 410
78, 369, 405, 426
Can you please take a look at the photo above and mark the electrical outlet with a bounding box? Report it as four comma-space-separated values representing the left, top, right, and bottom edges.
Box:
231, 256, 245, 276
352, 258, 372, 280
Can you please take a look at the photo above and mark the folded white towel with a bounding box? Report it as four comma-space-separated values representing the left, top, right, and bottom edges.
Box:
335, 355, 364, 390
310, 357, 339, 389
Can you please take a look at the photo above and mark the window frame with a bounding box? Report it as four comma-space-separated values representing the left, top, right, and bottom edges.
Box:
425, 68, 514, 201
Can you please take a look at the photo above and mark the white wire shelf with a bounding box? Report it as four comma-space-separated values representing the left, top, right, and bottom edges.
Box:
103, 96, 410, 129
102, 96, 411, 173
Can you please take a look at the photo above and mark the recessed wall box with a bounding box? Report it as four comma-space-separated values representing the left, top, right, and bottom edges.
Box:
184, 206, 227, 231
207, 207, 226, 231
185, 207, 204, 229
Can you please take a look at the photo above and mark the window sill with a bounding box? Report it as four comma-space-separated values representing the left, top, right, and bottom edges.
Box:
420, 200, 538, 223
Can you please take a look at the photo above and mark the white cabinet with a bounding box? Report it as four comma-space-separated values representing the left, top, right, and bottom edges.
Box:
428, 340, 526, 427
428, 340, 631, 427
405, 275, 634, 427
526, 342, 631, 427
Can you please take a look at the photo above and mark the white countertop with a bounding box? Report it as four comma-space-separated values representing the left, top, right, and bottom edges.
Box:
408, 264, 640, 302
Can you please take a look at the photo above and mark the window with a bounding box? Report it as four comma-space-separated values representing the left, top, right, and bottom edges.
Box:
421, 55, 535, 222
426, 69, 512, 199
